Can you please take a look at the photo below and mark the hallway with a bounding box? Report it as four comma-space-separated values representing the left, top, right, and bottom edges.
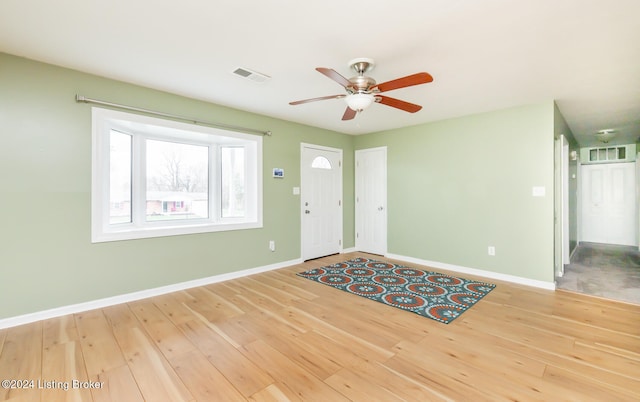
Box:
556, 242, 640, 305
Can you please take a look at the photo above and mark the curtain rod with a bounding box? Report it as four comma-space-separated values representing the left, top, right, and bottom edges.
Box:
75, 95, 272, 136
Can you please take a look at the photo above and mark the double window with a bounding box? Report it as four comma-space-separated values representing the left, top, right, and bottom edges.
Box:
92, 107, 262, 242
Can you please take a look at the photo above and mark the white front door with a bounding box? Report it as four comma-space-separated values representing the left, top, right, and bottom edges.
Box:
581, 162, 637, 246
301, 144, 342, 260
355, 147, 387, 255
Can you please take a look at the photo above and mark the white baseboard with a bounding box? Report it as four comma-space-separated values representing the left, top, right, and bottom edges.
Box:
0, 258, 303, 330
385, 253, 556, 290
341, 247, 357, 254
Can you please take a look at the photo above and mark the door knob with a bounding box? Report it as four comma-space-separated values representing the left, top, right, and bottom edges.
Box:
378, 206, 384, 211
305, 210, 311, 214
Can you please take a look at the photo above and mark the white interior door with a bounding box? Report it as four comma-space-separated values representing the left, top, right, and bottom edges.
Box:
581, 162, 637, 246
301, 144, 342, 260
355, 147, 387, 255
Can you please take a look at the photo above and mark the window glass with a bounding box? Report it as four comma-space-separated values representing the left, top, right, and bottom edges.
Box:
221, 146, 245, 218
311, 156, 332, 169
109, 130, 132, 224
146, 139, 209, 221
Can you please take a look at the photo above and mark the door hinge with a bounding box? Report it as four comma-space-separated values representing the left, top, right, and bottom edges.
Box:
338, 200, 341, 206
339, 239, 342, 246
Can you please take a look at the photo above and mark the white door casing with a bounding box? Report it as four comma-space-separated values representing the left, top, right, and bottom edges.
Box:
581, 162, 637, 246
554, 136, 570, 278
355, 147, 387, 255
637, 154, 640, 249
301, 144, 342, 260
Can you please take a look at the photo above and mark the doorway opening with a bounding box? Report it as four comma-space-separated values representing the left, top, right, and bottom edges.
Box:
555, 143, 639, 304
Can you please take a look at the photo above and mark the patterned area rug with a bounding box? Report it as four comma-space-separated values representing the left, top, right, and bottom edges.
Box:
297, 257, 496, 324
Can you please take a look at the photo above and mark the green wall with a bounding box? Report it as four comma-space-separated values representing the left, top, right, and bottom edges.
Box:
1, 52, 559, 321
354, 103, 556, 283
0, 53, 354, 319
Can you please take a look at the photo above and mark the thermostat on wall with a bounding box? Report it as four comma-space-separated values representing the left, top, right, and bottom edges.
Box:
273, 168, 284, 178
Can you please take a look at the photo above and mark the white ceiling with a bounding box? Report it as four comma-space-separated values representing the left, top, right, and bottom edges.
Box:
1, 0, 639, 146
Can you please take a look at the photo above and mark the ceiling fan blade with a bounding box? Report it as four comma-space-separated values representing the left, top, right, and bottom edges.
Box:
374, 72, 433, 93
289, 94, 345, 105
376, 95, 422, 113
316, 67, 352, 88
342, 107, 357, 121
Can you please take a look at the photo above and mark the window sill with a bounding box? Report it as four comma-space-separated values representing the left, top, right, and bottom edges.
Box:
91, 220, 263, 243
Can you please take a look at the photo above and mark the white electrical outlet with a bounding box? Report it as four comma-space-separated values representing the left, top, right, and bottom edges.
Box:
269, 240, 275, 252
532, 186, 546, 197
488, 246, 496, 256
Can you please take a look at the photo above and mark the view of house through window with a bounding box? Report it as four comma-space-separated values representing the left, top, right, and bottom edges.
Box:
145, 139, 209, 221
93, 107, 262, 242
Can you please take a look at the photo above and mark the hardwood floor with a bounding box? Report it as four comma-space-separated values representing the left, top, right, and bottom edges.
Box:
1, 252, 639, 401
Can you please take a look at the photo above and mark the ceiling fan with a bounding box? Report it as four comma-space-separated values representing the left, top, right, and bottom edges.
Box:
289, 58, 433, 121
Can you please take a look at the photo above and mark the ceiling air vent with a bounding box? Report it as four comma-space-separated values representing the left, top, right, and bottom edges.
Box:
232, 67, 271, 83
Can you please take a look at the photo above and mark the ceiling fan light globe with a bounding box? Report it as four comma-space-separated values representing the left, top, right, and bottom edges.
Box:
346, 93, 374, 111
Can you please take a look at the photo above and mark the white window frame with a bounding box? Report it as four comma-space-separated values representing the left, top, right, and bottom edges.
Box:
91, 107, 262, 243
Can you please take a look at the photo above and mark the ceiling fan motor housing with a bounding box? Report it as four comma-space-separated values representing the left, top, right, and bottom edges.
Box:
349, 75, 377, 94
348, 58, 377, 94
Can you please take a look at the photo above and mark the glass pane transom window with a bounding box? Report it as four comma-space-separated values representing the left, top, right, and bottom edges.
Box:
311, 156, 332, 169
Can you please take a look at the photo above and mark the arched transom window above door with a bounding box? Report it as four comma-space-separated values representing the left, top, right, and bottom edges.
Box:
311, 156, 332, 169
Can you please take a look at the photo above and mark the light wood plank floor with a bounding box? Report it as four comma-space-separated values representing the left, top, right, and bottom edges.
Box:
1, 252, 639, 401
